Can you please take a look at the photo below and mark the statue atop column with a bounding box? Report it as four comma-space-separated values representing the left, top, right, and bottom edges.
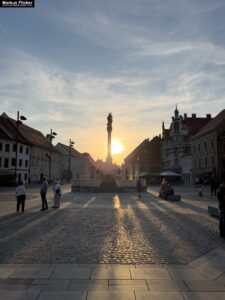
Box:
106, 113, 113, 164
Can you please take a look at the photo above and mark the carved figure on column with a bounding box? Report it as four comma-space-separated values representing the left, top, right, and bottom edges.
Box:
106, 113, 113, 164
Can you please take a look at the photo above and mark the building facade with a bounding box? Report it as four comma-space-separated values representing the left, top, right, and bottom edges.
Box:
124, 136, 161, 182
191, 109, 225, 182
161, 107, 212, 183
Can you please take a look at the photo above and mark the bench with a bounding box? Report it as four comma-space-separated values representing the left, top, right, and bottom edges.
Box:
208, 206, 219, 218
167, 195, 181, 201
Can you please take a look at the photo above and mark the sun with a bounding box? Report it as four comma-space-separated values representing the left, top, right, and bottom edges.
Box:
111, 139, 124, 154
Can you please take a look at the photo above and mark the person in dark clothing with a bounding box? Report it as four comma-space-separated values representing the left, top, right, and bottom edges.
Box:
210, 179, 217, 196
217, 182, 225, 238
40, 176, 48, 211
16, 181, 26, 212
137, 178, 142, 197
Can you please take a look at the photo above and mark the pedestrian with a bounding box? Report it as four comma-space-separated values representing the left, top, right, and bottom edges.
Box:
40, 176, 48, 211
198, 186, 203, 197
210, 179, 217, 196
137, 178, 142, 197
16, 181, 26, 212
217, 182, 225, 238
52, 180, 62, 208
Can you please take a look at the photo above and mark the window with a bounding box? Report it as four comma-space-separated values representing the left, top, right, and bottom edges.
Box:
205, 157, 207, 167
211, 139, 214, 148
20, 145, 23, 153
11, 158, 16, 166
5, 144, 9, 152
0, 157, 1, 167
174, 122, 179, 132
25, 160, 28, 167
204, 141, 207, 151
13, 143, 16, 152
4, 158, 9, 168
26, 147, 29, 155
198, 144, 201, 152
199, 158, 201, 168
19, 159, 22, 167
193, 145, 196, 153
194, 159, 196, 168
212, 156, 214, 166
24, 173, 27, 180
0, 143, 2, 151
183, 136, 187, 143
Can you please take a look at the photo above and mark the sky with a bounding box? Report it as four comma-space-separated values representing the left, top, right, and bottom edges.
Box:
0, 0, 225, 165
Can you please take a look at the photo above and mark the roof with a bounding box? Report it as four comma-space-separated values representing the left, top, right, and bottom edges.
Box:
0, 114, 30, 145
182, 117, 212, 137
192, 109, 225, 138
57, 143, 82, 157
0, 113, 58, 152
124, 139, 149, 162
0, 126, 12, 141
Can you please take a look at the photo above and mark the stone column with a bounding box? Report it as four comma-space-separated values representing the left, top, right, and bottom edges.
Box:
106, 113, 113, 164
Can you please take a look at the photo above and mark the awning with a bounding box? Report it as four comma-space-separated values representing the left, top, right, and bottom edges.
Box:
159, 171, 182, 177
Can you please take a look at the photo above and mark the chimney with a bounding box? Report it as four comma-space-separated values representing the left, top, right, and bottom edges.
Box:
192, 114, 196, 119
206, 114, 211, 119
184, 113, 187, 119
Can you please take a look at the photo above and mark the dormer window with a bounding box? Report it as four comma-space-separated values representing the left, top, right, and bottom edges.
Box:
174, 122, 179, 133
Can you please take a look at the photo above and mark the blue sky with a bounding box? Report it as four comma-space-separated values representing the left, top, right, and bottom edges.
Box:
1, 0, 225, 164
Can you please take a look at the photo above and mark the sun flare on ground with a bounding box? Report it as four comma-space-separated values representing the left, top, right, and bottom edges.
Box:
111, 139, 125, 154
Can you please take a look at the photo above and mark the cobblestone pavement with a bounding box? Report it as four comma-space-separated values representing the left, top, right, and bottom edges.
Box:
0, 186, 223, 264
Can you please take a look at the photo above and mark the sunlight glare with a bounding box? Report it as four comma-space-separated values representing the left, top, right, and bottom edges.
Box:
111, 139, 124, 154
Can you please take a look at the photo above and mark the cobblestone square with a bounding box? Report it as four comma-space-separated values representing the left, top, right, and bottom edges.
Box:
0, 185, 223, 264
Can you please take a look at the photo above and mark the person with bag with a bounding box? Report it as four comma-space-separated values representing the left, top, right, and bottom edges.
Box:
217, 182, 225, 238
16, 181, 26, 212
52, 180, 62, 208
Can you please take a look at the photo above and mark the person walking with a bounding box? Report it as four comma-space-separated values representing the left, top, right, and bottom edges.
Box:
40, 176, 48, 211
52, 180, 62, 208
16, 181, 26, 212
137, 178, 142, 198
217, 182, 225, 238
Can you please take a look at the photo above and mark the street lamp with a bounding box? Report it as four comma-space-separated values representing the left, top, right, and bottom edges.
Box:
47, 129, 57, 183
15, 111, 27, 182
68, 139, 75, 183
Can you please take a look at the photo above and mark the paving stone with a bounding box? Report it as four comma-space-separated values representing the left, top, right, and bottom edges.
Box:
167, 268, 207, 280
0, 290, 40, 300
184, 280, 225, 292
182, 291, 225, 300
51, 267, 91, 279
109, 279, 146, 286
130, 268, 171, 279
0, 279, 32, 284
108, 285, 147, 292
0, 284, 29, 290
216, 273, 225, 285
68, 279, 108, 291
135, 291, 184, 300
87, 291, 135, 300
37, 291, 87, 300
196, 262, 225, 280
28, 284, 68, 291
146, 279, 188, 291
9, 267, 53, 279
31, 278, 70, 285
91, 267, 131, 279
0, 267, 18, 279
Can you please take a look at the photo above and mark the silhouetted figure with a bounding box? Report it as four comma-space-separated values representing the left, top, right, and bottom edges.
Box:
217, 182, 225, 238
137, 178, 142, 197
16, 181, 26, 212
40, 176, 48, 211
210, 179, 217, 196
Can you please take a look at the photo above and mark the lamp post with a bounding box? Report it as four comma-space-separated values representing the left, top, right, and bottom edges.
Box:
47, 129, 57, 183
15, 111, 27, 183
68, 139, 75, 183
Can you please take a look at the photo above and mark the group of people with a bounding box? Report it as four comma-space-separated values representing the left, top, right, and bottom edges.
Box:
159, 178, 174, 200
16, 176, 62, 212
